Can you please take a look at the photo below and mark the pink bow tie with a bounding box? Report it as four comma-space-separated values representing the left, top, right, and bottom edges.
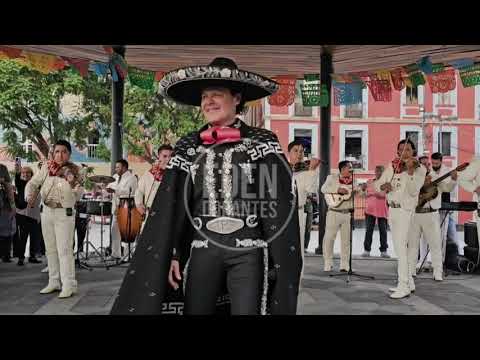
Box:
200, 127, 241, 145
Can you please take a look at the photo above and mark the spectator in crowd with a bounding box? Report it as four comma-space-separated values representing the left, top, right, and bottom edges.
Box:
0, 164, 17, 263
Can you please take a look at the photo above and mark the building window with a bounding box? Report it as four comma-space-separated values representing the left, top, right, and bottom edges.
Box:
437, 131, 451, 156
344, 130, 364, 169
405, 131, 420, 153
87, 144, 98, 159
437, 91, 453, 106
23, 143, 33, 154
293, 128, 313, 158
87, 130, 100, 159
294, 80, 313, 117
406, 84, 418, 105
344, 84, 364, 118
345, 103, 363, 118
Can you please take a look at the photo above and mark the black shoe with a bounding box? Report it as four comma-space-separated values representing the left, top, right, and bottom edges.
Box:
17, 259, 24, 266
28, 257, 42, 264
340, 269, 348, 272
2, 257, 12, 263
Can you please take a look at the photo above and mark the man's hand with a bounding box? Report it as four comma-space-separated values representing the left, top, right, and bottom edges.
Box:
309, 158, 321, 170
337, 187, 349, 195
424, 175, 432, 185
451, 170, 458, 181
27, 195, 36, 208
168, 260, 182, 290
380, 182, 393, 193
137, 205, 146, 216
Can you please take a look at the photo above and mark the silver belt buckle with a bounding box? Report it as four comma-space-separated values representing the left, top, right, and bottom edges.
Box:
205, 217, 244, 234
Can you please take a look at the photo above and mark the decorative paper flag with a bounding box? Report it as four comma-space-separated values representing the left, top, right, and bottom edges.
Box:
320, 84, 329, 107
459, 64, 480, 88
405, 64, 425, 87
109, 63, 119, 82
110, 53, 128, 79
103, 46, 114, 55
375, 70, 391, 81
23, 52, 62, 74
155, 71, 165, 81
92, 62, 109, 77
0, 46, 23, 59
268, 75, 296, 107
366, 77, 392, 102
301, 74, 321, 106
431, 63, 445, 73
390, 68, 405, 91
64, 57, 90, 77
426, 68, 456, 93
417, 56, 433, 74
333, 82, 363, 106
331, 74, 356, 83
52, 57, 66, 71
449, 58, 474, 70
128, 66, 155, 90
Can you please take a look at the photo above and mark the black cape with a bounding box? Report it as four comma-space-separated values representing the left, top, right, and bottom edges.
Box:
110, 121, 302, 315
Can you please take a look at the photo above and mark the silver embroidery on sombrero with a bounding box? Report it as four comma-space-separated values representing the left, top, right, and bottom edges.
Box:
159, 65, 279, 97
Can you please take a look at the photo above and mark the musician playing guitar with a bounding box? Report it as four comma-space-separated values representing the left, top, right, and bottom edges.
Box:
135, 145, 173, 230
408, 152, 461, 282
321, 160, 363, 272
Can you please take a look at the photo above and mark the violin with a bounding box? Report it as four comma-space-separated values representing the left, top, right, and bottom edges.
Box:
394, 157, 420, 173
292, 160, 311, 172
56, 162, 82, 189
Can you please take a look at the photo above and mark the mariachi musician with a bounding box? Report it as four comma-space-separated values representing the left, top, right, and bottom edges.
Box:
287, 140, 319, 274
135, 145, 173, 230
27, 140, 84, 299
409, 152, 458, 280
106, 159, 138, 260
321, 160, 364, 273
376, 139, 426, 299
111, 57, 301, 315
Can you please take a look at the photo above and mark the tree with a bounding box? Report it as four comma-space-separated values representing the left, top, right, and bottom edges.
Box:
122, 82, 204, 163
0, 59, 205, 164
0, 59, 111, 161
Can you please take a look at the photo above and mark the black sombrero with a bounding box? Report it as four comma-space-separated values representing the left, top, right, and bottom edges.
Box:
158, 57, 279, 106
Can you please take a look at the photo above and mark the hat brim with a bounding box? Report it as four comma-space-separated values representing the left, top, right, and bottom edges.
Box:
159, 65, 279, 107
165, 79, 272, 107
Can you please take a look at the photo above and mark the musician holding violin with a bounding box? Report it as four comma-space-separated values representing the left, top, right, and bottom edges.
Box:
27, 140, 84, 299
376, 139, 426, 299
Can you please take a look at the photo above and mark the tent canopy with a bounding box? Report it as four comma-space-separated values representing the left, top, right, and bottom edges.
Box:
8, 45, 480, 77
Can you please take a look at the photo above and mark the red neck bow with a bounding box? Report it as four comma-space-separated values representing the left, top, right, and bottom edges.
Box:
47, 160, 63, 176
200, 126, 241, 145
392, 158, 404, 174
339, 175, 352, 185
149, 163, 165, 182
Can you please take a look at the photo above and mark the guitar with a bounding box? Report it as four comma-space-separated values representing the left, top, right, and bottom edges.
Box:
324, 184, 364, 208
416, 162, 469, 209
